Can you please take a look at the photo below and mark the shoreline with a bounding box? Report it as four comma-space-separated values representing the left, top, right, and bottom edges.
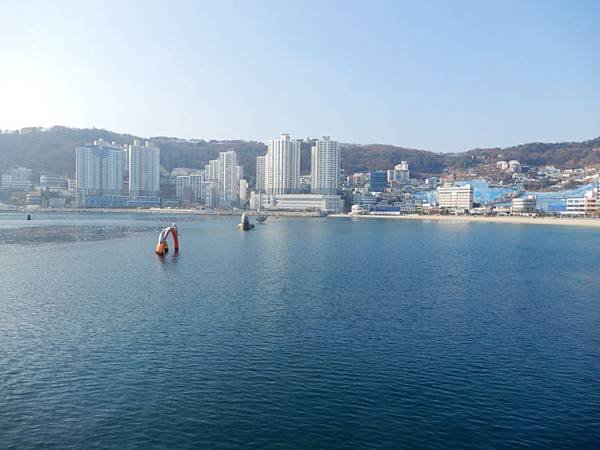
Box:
2, 209, 599, 228
329, 213, 600, 228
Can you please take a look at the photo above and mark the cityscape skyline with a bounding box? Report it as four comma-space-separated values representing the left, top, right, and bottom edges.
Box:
1, 1, 599, 152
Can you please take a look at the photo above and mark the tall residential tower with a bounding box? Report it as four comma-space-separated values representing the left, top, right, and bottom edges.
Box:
128, 140, 160, 198
310, 136, 340, 195
265, 133, 300, 195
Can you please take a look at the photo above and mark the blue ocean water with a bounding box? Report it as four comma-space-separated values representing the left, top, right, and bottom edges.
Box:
1, 212, 599, 449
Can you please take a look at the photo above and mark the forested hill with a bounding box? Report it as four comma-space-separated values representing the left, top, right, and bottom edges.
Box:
0, 126, 598, 180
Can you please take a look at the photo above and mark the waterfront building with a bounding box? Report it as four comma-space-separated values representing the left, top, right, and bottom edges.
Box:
512, 195, 537, 213
437, 185, 473, 210
40, 175, 69, 190
176, 171, 204, 204
128, 140, 160, 199
497, 161, 509, 171
202, 151, 242, 207
369, 170, 387, 192
201, 181, 218, 207
256, 155, 266, 193
272, 194, 343, 213
566, 198, 585, 215
370, 203, 417, 215
249, 191, 269, 210
239, 179, 248, 204
75, 141, 125, 207
566, 189, 599, 215
265, 133, 301, 195
311, 136, 340, 195
219, 151, 239, 207
189, 173, 204, 203
1, 166, 33, 190
584, 188, 598, 214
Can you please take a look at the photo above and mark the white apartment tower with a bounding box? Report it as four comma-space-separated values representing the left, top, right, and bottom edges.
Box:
75, 141, 125, 206
311, 136, 340, 195
256, 155, 266, 193
76, 143, 124, 195
265, 133, 300, 195
128, 140, 160, 198
218, 150, 240, 206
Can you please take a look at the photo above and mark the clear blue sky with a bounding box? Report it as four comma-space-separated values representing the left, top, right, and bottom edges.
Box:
1, 0, 599, 151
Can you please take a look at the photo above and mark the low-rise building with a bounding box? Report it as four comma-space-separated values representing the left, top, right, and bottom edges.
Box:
249, 191, 270, 210
512, 195, 536, 213
1, 166, 33, 190
566, 198, 585, 215
272, 194, 343, 213
437, 184, 473, 211
566, 189, 598, 215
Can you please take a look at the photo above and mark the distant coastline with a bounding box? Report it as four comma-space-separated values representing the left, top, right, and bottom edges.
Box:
2, 208, 600, 227
329, 213, 600, 228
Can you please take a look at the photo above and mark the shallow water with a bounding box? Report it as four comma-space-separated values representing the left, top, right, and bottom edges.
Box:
1, 212, 599, 449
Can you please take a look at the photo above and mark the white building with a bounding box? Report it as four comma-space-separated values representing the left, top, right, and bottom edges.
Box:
201, 181, 218, 207
202, 151, 242, 207
176, 171, 204, 203
272, 194, 343, 213
437, 185, 473, 210
205, 160, 219, 182
512, 195, 536, 212
249, 191, 270, 210
497, 161, 509, 171
566, 198, 586, 215
256, 155, 266, 193
310, 136, 340, 195
566, 189, 598, 215
218, 151, 240, 207
128, 139, 160, 198
75, 141, 125, 207
1, 166, 33, 190
239, 179, 248, 204
40, 175, 68, 190
265, 133, 301, 195
389, 161, 410, 183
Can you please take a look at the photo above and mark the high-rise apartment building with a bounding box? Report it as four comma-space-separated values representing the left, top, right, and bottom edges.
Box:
202, 151, 242, 207
176, 171, 204, 204
256, 155, 266, 193
265, 133, 300, 195
311, 136, 340, 195
75, 140, 125, 207
128, 140, 160, 198
239, 179, 248, 204
219, 151, 239, 207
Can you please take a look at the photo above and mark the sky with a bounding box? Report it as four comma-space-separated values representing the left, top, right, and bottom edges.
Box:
1, 0, 599, 152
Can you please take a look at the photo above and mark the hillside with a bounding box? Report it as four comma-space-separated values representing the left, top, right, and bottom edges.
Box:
0, 127, 599, 182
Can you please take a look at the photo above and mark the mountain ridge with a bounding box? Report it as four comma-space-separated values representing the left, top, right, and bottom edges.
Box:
0, 126, 598, 181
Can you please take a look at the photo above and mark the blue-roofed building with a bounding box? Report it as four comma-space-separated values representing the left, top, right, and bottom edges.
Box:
369, 171, 387, 192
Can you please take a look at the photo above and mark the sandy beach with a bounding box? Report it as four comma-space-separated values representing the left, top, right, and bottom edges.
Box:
329, 214, 600, 228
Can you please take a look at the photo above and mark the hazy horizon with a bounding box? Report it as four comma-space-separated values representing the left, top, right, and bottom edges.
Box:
1, 0, 599, 152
